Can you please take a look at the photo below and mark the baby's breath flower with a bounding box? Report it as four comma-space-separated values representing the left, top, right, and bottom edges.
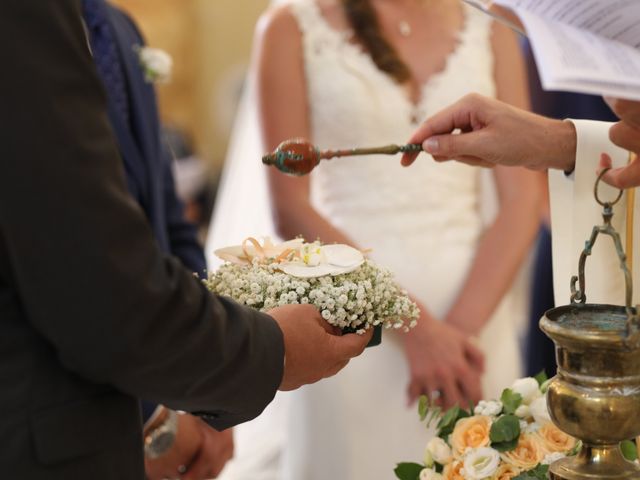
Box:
204, 253, 419, 334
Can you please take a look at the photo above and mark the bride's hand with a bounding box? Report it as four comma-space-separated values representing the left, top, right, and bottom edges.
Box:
403, 312, 485, 409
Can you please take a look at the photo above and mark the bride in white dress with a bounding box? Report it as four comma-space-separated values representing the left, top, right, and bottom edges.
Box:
208, 0, 540, 477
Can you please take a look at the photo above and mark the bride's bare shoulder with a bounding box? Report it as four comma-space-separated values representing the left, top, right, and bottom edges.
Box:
257, 0, 348, 35
255, 4, 299, 40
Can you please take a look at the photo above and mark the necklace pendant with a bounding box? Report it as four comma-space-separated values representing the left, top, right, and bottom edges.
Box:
399, 20, 411, 37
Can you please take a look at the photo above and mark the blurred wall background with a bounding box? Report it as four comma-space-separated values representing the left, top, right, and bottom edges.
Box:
111, 0, 269, 173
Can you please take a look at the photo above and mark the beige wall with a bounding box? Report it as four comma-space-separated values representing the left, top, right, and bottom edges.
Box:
111, 0, 269, 171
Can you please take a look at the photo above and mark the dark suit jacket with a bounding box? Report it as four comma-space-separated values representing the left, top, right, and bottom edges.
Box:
0, 1, 284, 478
103, 5, 206, 278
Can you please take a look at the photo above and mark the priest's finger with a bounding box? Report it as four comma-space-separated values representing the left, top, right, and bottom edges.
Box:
599, 153, 640, 189
605, 97, 640, 130
609, 121, 640, 156
401, 94, 487, 166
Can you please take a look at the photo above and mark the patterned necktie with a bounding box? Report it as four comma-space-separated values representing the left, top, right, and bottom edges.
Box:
82, 0, 131, 126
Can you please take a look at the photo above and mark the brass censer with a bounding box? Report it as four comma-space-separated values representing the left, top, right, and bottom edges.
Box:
540, 170, 640, 479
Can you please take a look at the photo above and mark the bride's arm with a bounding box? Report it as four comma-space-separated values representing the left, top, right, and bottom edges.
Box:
255, 6, 354, 245
443, 22, 542, 336
256, 5, 484, 408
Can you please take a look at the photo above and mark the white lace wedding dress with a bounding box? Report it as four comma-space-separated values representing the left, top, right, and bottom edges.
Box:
210, 0, 524, 478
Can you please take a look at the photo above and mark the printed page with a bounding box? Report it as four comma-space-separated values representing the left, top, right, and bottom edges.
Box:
495, 0, 640, 48
521, 10, 640, 101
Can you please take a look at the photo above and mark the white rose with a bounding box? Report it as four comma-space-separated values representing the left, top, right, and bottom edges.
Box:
426, 437, 453, 465
530, 394, 552, 425
474, 400, 502, 417
423, 445, 434, 468
419, 468, 443, 480
542, 451, 566, 465
515, 404, 531, 418
462, 447, 500, 479
511, 377, 542, 405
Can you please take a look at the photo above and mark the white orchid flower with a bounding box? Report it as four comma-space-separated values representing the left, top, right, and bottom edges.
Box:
278, 244, 364, 278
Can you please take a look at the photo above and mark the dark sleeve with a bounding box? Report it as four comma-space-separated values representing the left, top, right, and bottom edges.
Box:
161, 149, 208, 278
0, 0, 284, 430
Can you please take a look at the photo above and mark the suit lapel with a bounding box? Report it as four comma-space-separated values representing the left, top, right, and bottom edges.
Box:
108, 10, 160, 173
105, 7, 162, 213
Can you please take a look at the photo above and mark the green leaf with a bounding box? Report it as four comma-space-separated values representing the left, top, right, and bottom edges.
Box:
621, 440, 638, 461
437, 405, 470, 439
490, 414, 520, 443
394, 462, 424, 480
568, 440, 582, 457
418, 395, 429, 421
500, 388, 523, 415
534, 370, 549, 387
513, 464, 549, 479
492, 438, 519, 452
425, 406, 442, 429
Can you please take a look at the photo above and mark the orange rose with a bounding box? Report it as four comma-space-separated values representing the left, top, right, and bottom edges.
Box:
492, 463, 521, 480
450, 415, 492, 458
535, 423, 576, 454
500, 434, 544, 470
442, 461, 465, 480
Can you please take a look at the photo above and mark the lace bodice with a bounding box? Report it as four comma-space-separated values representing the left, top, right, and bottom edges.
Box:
290, 0, 496, 316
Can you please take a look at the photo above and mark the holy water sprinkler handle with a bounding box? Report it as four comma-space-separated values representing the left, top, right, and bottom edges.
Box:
262, 138, 423, 176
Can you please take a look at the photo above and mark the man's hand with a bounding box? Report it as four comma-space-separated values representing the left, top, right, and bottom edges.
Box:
400, 94, 577, 172
268, 304, 373, 391
145, 412, 234, 480
403, 314, 485, 409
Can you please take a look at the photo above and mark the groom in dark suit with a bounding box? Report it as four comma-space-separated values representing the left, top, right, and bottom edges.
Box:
0, 1, 371, 479
81, 0, 233, 477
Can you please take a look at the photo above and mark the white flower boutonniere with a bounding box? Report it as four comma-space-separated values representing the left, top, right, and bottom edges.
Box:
136, 45, 172, 84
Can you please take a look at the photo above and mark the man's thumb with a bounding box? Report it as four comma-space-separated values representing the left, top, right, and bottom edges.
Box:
334, 330, 373, 358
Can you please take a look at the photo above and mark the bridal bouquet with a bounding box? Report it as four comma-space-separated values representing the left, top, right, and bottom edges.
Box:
205, 238, 419, 339
395, 373, 640, 479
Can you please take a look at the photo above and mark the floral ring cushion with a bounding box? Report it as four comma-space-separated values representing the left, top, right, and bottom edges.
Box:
205, 237, 419, 346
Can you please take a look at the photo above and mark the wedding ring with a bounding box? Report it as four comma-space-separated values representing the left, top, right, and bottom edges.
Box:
177, 465, 187, 475
430, 390, 442, 401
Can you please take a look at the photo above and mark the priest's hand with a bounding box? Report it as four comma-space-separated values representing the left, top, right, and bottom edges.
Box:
269, 304, 373, 391
401, 93, 576, 172
598, 98, 640, 189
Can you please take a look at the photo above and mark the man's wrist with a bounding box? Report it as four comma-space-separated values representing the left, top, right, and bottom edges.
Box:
143, 407, 179, 459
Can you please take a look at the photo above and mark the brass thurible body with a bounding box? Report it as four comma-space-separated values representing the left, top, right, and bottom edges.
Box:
541, 169, 640, 479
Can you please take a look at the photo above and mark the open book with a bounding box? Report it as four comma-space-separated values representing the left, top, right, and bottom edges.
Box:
464, 0, 640, 101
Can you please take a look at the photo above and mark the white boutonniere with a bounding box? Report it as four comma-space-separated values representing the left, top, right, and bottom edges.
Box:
135, 45, 172, 84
